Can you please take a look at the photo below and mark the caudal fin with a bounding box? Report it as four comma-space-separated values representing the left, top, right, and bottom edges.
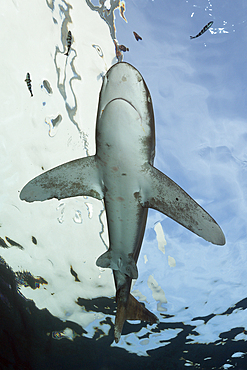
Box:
114, 293, 158, 343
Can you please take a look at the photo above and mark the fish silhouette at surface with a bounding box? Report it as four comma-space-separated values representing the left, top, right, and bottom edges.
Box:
25, 73, 33, 97
133, 31, 142, 41
20, 62, 225, 343
190, 21, 214, 39
65, 31, 72, 56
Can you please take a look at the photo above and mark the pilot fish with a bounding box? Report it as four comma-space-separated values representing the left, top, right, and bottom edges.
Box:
119, 45, 129, 52
190, 21, 213, 39
25, 73, 33, 97
133, 31, 142, 41
65, 31, 72, 56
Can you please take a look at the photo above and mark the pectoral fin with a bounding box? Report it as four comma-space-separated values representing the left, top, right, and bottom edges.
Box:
20, 155, 104, 202
140, 164, 225, 246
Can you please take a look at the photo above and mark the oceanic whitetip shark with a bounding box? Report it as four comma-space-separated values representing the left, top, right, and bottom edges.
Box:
20, 62, 225, 343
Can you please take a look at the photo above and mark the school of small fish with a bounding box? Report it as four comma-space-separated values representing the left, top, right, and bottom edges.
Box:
114, 19, 213, 60
23, 14, 215, 95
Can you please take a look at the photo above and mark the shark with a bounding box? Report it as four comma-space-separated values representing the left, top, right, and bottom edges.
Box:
20, 62, 225, 343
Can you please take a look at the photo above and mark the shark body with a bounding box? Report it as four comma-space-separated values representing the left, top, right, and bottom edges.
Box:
20, 62, 225, 342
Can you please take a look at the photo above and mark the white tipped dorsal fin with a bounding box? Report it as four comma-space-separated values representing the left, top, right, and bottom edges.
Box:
139, 164, 225, 246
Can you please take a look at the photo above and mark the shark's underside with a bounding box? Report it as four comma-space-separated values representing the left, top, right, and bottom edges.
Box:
20, 62, 225, 342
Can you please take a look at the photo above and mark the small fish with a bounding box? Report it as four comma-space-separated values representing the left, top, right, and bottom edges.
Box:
65, 30, 72, 56
25, 73, 33, 97
119, 45, 129, 52
133, 31, 142, 41
190, 21, 213, 39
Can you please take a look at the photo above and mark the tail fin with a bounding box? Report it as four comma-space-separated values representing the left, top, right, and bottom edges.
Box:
114, 293, 158, 343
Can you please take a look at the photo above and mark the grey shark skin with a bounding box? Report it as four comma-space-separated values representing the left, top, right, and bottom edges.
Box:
20, 62, 225, 343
